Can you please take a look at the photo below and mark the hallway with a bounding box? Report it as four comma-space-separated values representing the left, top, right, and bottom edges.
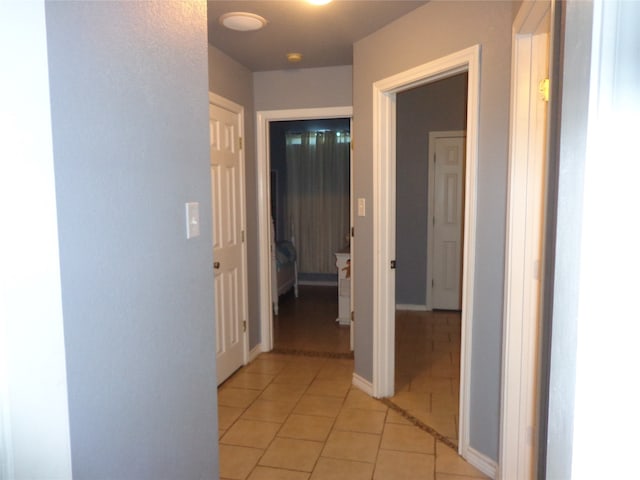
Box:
218, 353, 487, 479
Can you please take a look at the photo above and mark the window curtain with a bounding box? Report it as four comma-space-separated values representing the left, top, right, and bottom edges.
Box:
286, 130, 350, 274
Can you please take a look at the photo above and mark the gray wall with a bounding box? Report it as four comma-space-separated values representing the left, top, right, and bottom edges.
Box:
46, 2, 219, 478
353, 1, 514, 461
254, 65, 352, 111
396, 73, 468, 306
208, 45, 261, 349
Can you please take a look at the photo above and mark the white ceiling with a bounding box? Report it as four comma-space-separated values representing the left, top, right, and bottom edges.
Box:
207, 1, 428, 72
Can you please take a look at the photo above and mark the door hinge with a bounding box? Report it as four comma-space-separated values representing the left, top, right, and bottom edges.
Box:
239, 137, 243, 150
241, 230, 245, 242
242, 320, 247, 333
351, 311, 355, 322
539, 78, 550, 102
351, 226, 355, 237
390, 260, 396, 269
432, 279, 434, 287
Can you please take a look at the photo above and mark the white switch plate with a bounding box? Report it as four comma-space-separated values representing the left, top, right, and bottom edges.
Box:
357, 198, 366, 217
185, 202, 200, 239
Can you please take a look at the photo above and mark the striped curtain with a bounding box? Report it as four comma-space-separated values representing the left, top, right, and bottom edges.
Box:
285, 130, 350, 274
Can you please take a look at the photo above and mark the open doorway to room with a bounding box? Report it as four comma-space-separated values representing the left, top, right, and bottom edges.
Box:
371, 46, 481, 468
256, 107, 354, 358
268, 118, 352, 355
392, 73, 468, 447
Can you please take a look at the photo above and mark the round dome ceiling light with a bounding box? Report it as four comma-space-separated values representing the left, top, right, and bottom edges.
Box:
307, 0, 333, 5
286, 52, 303, 63
219, 12, 267, 32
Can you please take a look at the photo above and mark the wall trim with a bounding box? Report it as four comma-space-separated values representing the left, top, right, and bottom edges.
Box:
499, 1, 551, 479
352, 373, 374, 396
256, 106, 353, 351
395, 304, 429, 311
371, 45, 481, 466
465, 445, 499, 479
248, 344, 265, 363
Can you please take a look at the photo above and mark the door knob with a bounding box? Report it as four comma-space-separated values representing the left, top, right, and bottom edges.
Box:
214, 261, 220, 269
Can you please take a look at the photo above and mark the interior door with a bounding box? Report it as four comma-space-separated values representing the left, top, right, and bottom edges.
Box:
210, 99, 247, 385
430, 133, 465, 310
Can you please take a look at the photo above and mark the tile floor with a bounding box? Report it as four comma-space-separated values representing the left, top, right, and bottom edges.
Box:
393, 310, 461, 445
218, 353, 485, 479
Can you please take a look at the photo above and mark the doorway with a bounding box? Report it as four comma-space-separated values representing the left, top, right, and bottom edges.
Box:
269, 118, 351, 354
256, 107, 354, 355
372, 45, 481, 466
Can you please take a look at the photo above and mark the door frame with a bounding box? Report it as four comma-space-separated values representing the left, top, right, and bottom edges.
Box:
498, 1, 551, 478
256, 106, 353, 352
372, 44, 483, 469
426, 130, 466, 311
209, 92, 250, 369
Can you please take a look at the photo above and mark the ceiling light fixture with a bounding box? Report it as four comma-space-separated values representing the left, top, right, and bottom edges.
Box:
286, 52, 303, 63
219, 12, 267, 32
307, 0, 333, 5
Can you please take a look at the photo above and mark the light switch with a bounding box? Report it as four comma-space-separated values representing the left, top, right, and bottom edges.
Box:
185, 202, 200, 239
357, 198, 366, 217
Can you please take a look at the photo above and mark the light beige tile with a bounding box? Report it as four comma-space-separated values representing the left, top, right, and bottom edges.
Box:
436, 442, 488, 478
225, 372, 276, 391
411, 411, 457, 439
260, 382, 307, 402
385, 409, 412, 425
374, 449, 435, 480
294, 394, 344, 418
391, 391, 431, 413
248, 466, 310, 480
306, 379, 351, 398
218, 387, 261, 409
431, 393, 459, 414
435, 473, 488, 480
321, 430, 380, 463
380, 423, 435, 454
272, 371, 316, 386
316, 364, 353, 381
334, 408, 386, 434
219, 444, 263, 480
279, 414, 335, 442
343, 389, 388, 412
310, 457, 375, 480
259, 437, 323, 472
410, 376, 453, 394
219, 405, 245, 430
243, 357, 290, 375
221, 419, 281, 449
242, 398, 296, 423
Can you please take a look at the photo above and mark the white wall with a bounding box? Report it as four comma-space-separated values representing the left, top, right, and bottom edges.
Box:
0, 2, 72, 477
352, 1, 515, 462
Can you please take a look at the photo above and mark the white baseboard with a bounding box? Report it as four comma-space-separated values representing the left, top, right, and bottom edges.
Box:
352, 373, 374, 396
462, 445, 498, 479
298, 280, 338, 287
248, 343, 266, 363
395, 304, 430, 311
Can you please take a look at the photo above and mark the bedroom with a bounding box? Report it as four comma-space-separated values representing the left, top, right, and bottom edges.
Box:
268, 117, 352, 355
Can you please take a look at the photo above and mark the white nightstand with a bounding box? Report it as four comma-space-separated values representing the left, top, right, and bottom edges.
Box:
335, 249, 351, 326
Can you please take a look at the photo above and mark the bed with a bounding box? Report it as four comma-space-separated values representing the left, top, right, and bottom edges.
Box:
271, 218, 299, 315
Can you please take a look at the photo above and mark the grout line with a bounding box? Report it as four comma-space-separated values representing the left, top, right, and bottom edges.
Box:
378, 397, 458, 452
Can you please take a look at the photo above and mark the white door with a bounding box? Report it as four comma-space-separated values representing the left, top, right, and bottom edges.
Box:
429, 132, 465, 310
210, 97, 247, 385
